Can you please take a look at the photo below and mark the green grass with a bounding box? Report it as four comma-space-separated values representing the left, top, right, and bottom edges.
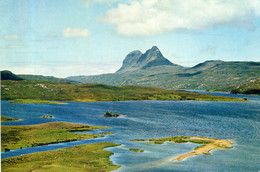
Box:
1, 116, 21, 122
9, 99, 67, 104
132, 136, 210, 145
129, 148, 144, 152
1, 122, 108, 152
1, 142, 121, 172
99, 132, 113, 135
132, 136, 190, 143
1, 80, 246, 102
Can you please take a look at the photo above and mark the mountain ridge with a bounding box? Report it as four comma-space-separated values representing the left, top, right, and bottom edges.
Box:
67, 46, 260, 92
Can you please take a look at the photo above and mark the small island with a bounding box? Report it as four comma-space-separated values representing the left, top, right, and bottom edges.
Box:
129, 148, 144, 152
102, 111, 125, 117
132, 136, 232, 161
1, 115, 21, 122
40, 115, 53, 119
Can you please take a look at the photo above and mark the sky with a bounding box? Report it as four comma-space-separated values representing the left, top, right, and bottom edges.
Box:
1, 0, 260, 77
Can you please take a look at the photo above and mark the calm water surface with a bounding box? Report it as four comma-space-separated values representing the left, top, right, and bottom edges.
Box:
1, 92, 260, 172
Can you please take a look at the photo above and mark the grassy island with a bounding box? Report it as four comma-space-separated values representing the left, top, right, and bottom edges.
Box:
1, 80, 246, 103
1, 116, 21, 122
129, 148, 144, 152
1, 122, 110, 152
41, 115, 53, 119
1, 142, 121, 172
132, 136, 232, 161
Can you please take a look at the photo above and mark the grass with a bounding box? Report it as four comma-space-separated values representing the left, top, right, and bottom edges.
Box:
129, 148, 144, 152
1, 116, 21, 122
9, 99, 67, 104
99, 132, 113, 135
1, 122, 109, 152
1, 142, 121, 172
132, 136, 190, 143
1, 80, 246, 102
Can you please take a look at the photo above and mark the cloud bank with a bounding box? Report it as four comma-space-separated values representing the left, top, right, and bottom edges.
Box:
63, 28, 90, 38
101, 0, 260, 36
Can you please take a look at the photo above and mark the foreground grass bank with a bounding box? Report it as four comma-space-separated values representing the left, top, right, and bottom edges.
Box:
1, 80, 246, 102
132, 136, 232, 161
1, 142, 121, 172
1, 116, 21, 122
1, 122, 109, 152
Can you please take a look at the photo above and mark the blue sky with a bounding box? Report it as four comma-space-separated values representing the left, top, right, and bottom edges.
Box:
1, 0, 260, 77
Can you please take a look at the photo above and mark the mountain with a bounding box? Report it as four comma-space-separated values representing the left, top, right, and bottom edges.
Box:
1, 70, 24, 81
117, 46, 176, 73
67, 46, 260, 92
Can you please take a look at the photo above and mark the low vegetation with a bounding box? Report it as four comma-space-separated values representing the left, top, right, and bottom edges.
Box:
1, 142, 121, 172
129, 148, 144, 152
1, 116, 21, 122
132, 136, 233, 161
99, 132, 113, 135
1, 122, 109, 152
1, 80, 246, 102
9, 99, 67, 104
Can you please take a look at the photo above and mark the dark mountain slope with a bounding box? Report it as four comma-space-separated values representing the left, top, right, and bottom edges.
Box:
1, 70, 24, 81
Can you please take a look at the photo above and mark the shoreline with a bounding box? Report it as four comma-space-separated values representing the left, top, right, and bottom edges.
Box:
173, 137, 232, 162
132, 136, 233, 162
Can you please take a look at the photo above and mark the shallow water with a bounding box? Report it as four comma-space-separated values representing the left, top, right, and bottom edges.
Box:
1, 92, 260, 172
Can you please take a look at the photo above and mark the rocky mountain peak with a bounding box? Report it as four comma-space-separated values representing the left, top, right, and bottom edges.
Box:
117, 46, 174, 73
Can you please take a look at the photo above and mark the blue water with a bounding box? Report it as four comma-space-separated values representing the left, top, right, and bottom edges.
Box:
1, 93, 260, 172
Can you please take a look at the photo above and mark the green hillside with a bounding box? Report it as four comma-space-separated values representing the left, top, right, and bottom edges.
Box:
1, 80, 244, 102
230, 79, 260, 95
18, 74, 79, 84
68, 61, 260, 92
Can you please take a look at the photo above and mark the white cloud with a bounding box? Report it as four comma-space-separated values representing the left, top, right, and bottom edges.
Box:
101, 0, 260, 36
4, 34, 20, 40
62, 28, 90, 38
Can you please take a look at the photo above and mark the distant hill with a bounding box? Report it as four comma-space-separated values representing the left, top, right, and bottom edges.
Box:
1, 80, 243, 102
230, 79, 260, 95
67, 46, 260, 92
18, 74, 79, 84
1, 70, 24, 81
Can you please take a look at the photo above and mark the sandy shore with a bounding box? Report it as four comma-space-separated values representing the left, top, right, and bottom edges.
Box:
173, 137, 232, 161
